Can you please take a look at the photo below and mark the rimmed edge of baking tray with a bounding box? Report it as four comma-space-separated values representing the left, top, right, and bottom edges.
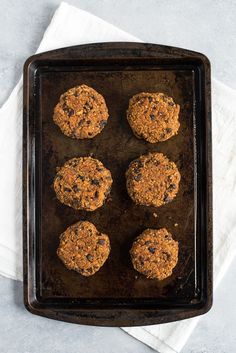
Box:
23, 42, 212, 326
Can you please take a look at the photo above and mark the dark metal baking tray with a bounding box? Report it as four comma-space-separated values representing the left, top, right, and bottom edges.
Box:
23, 42, 212, 326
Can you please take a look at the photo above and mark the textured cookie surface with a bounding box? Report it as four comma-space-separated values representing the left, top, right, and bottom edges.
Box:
130, 228, 179, 280
54, 157, 113, 211
53, 84, 109, 139
127, 92, 180, 143
57, 221, 111, 276
126, 152, 180, 207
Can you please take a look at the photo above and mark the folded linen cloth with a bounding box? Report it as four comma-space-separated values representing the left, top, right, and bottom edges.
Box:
0, 2, 236, 353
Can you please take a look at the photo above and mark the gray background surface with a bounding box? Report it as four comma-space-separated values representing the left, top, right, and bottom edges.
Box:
0, 0, 236, 352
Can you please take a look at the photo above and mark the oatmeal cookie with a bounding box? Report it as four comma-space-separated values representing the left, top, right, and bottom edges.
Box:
127, 92, 180, 143
53, 84, 109, 139
54, 157, 113, 211
130, 228, 179, 280
126, 152, 180, 207
57, 221, 110, 276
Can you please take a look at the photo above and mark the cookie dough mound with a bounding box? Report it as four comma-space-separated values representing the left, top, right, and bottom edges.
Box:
130, 228, 179, 280
53, 84, 109, 139
126, 152, 180, 207
54, 157, 113, 211
57, 221, 111, 276
127, 92, 180, 143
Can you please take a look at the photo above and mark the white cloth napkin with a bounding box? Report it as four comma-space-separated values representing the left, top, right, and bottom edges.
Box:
0, 2, 236, 352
